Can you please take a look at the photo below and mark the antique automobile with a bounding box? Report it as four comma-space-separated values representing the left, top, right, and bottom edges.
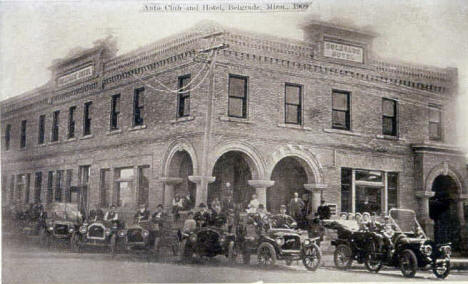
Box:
70, 219, 122, 253
329, 209, 451, 279
178, 215, 236, 262
117, 220, 153, 252
39, 202, 83, 247
237, 213, 322, 271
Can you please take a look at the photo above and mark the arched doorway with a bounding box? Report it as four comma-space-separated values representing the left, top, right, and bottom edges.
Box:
168, 150, 196, 202
268, 157, 311, 214
209, 151, 255, 208
429, 175, 460, 249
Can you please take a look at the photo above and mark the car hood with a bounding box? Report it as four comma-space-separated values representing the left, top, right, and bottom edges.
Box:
269, 228, 300, 237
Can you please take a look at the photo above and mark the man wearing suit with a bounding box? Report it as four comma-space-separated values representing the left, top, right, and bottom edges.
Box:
289, 192, 305, 222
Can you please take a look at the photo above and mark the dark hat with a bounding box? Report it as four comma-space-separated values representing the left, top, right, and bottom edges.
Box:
157, 204, 163, 208
258, 204, 265, 209
199, 203, 206, 208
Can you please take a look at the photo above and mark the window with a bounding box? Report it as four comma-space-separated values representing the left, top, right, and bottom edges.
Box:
110, 94, 120, 130
177, 75, 191, 117
133, 88, 145, 126
115, 168, 135, 208
99, 169, 111, 208
285, 84, 302, 124
20, 120, 27, 148
138, 166, 150, 206
332, 90, 350, 130
382, 99, 397, 136
68, 106, 76, 138
34, 172, 42, 203
429, 105, 442, 140
38, 115, 45, 144
47, 171, 54, 203
5, 124, 11, 150
341, 168, 352, 213
83, 102, 92, 136
228, 75, 248, 118
16, 174, 30, 204
52, 110, 60, 142
388, 172, 398, 210
9, 175, 14, 205
65, 169, 72, 202
55, 170, 63, 201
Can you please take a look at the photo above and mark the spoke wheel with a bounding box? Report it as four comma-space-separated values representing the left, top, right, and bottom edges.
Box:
257, 243, 277, 267
433, 259, 450, 279
399, 249, 418, 278
302, 244, 322, 271
365, 241, 383, 273
334, 244, 352, 270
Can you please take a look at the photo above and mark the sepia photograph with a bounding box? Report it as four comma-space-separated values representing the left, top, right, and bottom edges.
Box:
1, 0, 468, 282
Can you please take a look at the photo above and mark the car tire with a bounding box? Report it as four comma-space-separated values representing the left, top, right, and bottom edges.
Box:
227, 241, 237, 264
433, 259, 450, 279
334, 244, 352, 270
39, 228, 50, 248
302, 243, 322, 271
399, 249, 418, 278
70, 232, 81, 253
257, 242, 277, 267
365, 241, 383, 273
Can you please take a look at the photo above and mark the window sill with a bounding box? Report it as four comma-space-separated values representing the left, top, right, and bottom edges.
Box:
49, 140, 60, 145
219, 116, 252, 124
323, 128, 363, 137
129, 125, 147, 131
376, 134, 404, 141
80, 134, 94, 140
107, 129, 122, 136
277, 123, 312, 131
170, 116, 195, 124
65, 137, 77, 143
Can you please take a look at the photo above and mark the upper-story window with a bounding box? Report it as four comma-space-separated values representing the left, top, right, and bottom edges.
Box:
38, 115, 45, 144
285, 84, 302, 125
51, 110, 60, 142
110, 94, 120, 130
83, 102, 92, 136
332, 90, 350, 130
429, 105, 442, 140
133, 88, 145, 126
20, 120, 27, 148
68, 106, 76, 139
177, 75, 191, 118
228, 75, 248, 118
5, 124, 11, 150
382, 99, 397, 136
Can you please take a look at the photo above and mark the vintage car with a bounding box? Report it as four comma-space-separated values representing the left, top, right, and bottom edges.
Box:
71, 219, 122, 253
237, 214, 322, 271
117, 220, 153, 252
39, 202, 83, 247
329, 209, 451, 279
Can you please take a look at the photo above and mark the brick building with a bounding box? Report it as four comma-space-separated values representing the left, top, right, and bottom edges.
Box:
1, 20, 467, 251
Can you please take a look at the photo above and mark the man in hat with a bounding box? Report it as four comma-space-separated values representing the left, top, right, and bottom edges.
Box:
274, 205, 297, 229
104, 204, 119, 222
317, 200, 331, 220
289, 192, 305, 225
134, 203, 150, 224
250, 204, 270, 233
194, 203, 211, 228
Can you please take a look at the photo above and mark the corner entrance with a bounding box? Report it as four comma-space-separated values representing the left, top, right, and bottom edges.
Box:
429, 175, 460, 249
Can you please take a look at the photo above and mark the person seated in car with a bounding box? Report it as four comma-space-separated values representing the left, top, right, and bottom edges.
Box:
378, 216, 396, 258
104, 204, 119, 222
339, 212, 348, 220
210, 202, 227, 227
96, 208, 104, 221
134, 204, 150, 224
360, 212, 371, 231
183, 211, 197, 233
194, 203, 211, 228
88, 209, 98, 223
250, 204, 270, 233
274, 205, 297, 229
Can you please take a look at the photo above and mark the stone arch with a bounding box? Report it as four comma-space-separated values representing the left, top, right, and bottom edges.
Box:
162, 138, 199, 177
208, 141, 266, 180
267, 144, 324, 184
425, 162, 464, 196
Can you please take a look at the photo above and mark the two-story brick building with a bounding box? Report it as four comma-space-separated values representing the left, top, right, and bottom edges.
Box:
1, 20, 467, 251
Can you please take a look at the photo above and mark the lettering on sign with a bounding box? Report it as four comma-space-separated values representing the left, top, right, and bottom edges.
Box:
57, 66, 94, 87
323, 41, 364, 63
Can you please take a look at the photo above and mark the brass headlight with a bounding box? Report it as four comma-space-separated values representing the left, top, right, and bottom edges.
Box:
275, 238, 285, 247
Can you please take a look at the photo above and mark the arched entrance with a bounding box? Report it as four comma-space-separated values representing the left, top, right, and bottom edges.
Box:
209, 151, 256, 208
167, 150, 196, 203
268, 157, 313, 214
429, 175, 460, 249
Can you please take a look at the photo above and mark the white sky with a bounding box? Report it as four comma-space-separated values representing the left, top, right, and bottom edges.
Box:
0, 0, 467, 153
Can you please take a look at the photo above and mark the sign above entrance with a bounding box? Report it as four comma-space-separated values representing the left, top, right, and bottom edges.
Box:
323, 41, 364, 63
57, 65, 94, 87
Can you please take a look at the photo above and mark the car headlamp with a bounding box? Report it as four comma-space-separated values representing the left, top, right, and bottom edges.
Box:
219, 236, 225, 244
68, 228, 74, 233
189, 234, 197, 243
303, 239, 311, 246
79, 226, 87, 234
142, 230, 149, 238
440, 246, 451, 256
105, 228, 111, 236
48, 226, 53, 231
118, 230, 126, 238
275, 238, 285, 247
420, 244, 432, 256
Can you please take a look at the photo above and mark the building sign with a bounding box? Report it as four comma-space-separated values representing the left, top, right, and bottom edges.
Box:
57, 65, 94, 87
324, 41, 364, 63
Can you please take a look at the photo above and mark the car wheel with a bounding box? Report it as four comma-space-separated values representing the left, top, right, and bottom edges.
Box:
227, 241, 237, 264
365, 241, 383, 273
433, 259, 450, 279
399, 249, 418, 278
39, 228, 50, 248
110, 234, 117, 256
257, 242, 277, 267
70, 232, 81, 253
302, 243, 322, 271
334, 244, 352, 270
